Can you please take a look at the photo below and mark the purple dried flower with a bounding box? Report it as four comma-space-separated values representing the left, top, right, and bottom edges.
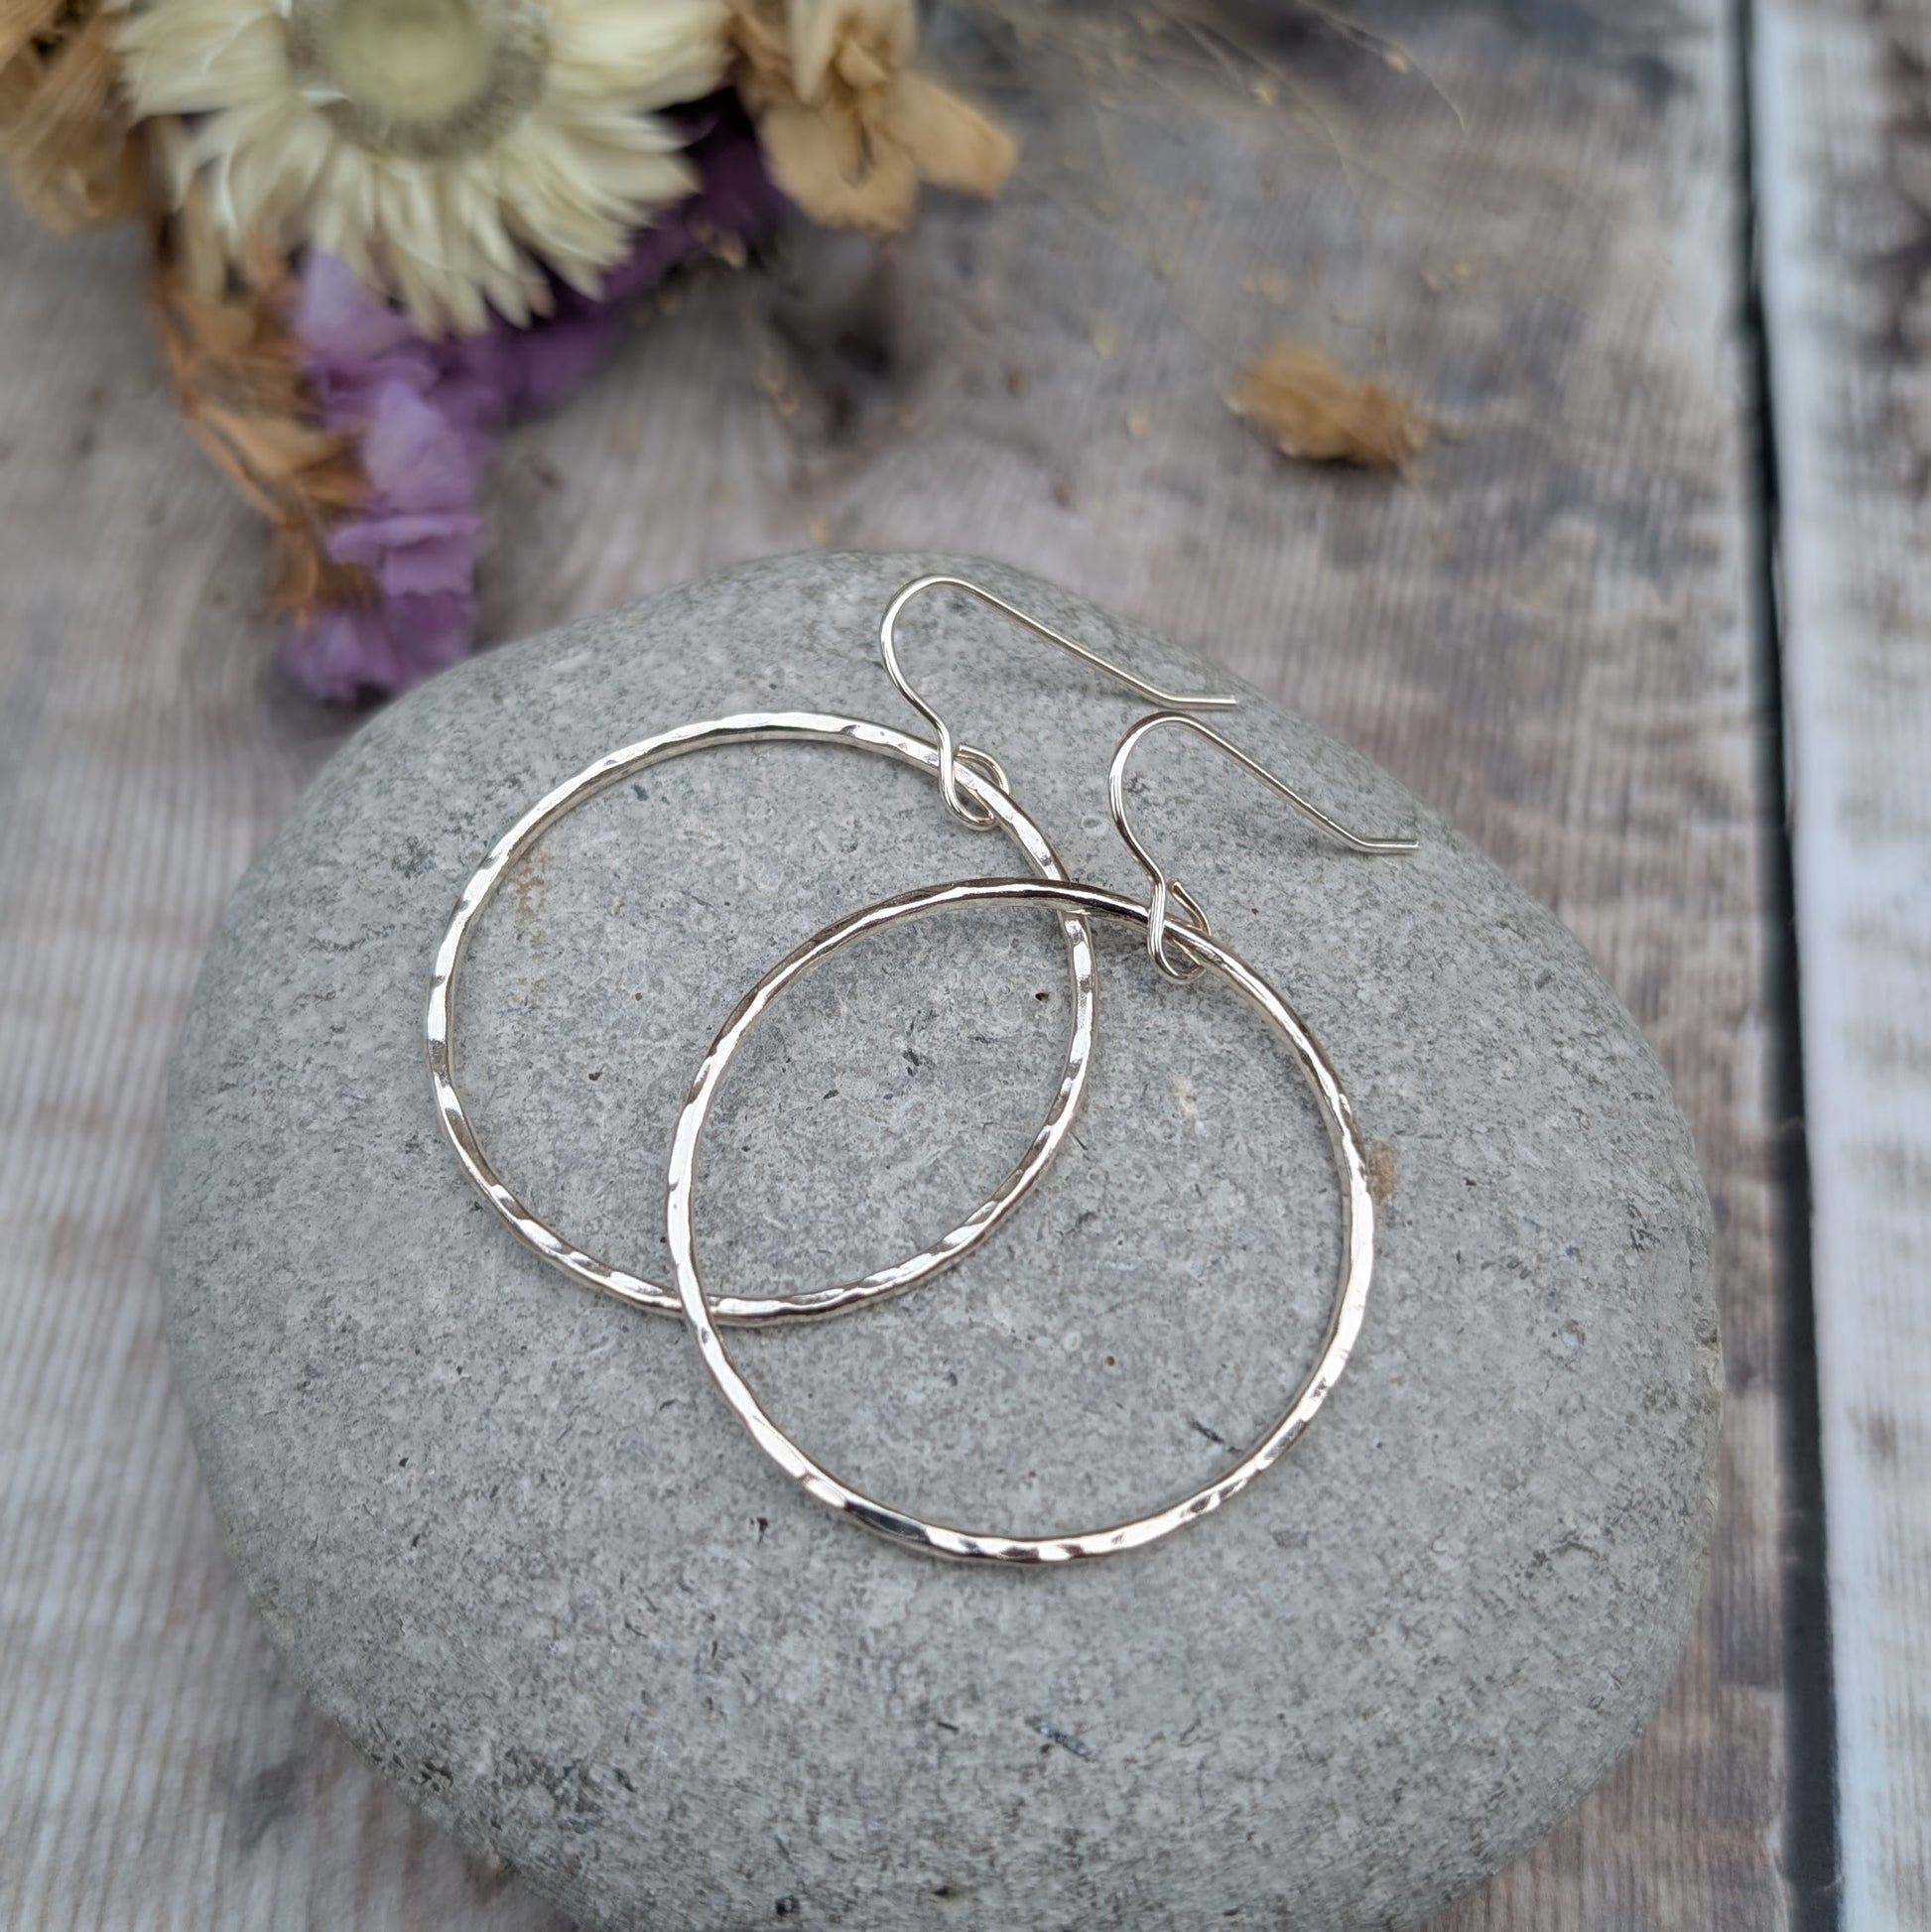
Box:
283, 594, 474, 708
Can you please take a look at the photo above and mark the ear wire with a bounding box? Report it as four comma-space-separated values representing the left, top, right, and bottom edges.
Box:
1109, 711, 1419, 979
878, 574, 1239, 829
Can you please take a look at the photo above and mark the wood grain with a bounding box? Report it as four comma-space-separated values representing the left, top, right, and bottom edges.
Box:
0, 3, 1796, 1925
1757, 1, 1931, 1924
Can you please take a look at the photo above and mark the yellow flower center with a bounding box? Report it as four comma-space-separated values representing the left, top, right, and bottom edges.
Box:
285, 0, 551, 162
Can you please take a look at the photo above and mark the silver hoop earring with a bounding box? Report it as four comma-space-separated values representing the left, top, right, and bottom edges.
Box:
428, 713, 1095, 1326
666, 714, 1417, 1559
430, 580, 1239, 1327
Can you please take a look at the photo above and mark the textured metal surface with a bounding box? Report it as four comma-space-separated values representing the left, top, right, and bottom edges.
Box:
428, 712, 1096, 1325
667, 876, 1375, 1563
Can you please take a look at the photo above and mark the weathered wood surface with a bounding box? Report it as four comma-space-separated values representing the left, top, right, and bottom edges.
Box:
0, 4, 1797, 1925
1757, 1, 1931, 1924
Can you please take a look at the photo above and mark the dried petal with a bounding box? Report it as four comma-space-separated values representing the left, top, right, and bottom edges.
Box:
1231, 339, 1428, 468
0, 0, 146, 230
731, 0, 1011, 232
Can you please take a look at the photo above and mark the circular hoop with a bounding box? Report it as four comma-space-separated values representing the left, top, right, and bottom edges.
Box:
429, 715, 1096, 1326
667, 877, 1376, 1563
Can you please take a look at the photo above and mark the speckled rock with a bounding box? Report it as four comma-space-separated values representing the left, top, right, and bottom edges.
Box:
162, 552, 1721, 1931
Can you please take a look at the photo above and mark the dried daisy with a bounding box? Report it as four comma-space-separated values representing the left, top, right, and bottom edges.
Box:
0, 0, 147, 229
731, 0, 1013, 233
118, 0, 733, 335
1231, 338, 1428, 469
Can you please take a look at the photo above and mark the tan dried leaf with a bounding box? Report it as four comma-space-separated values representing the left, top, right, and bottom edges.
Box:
732, 0, 1013, 233
0, 0, 147, 230
1231, 339, 1428, 469
884, 69, 1014, 199
758, 94, 919, 230
790, 0, 909, 100
152, 226, 372, 617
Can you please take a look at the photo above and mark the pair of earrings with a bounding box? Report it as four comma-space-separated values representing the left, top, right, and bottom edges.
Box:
429, 577, 1416, 1564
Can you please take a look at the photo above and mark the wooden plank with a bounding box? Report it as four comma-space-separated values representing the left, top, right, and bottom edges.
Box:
0, 4, 1792, 1924
1756, 1, 1931, 1923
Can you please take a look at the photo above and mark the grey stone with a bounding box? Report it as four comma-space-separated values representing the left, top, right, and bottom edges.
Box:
163, 552, 1721, 1931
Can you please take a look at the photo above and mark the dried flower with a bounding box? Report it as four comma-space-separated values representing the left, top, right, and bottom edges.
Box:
731, 0, 1013, 232
153, 228, 371, 630
0, 0, 146, 228
117, 0, 733, 335
1231, 339, 1428, 469
284, 100, 785, 702
282, 378, 480, 702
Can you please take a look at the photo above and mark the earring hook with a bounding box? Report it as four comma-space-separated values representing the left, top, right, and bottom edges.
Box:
1109, 711, 1420, 981
879, 575, 1239, 829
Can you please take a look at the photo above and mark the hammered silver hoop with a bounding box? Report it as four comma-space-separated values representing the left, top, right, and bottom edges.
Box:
429, 715, 1097, 1326
667, 876, 1376, 1562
